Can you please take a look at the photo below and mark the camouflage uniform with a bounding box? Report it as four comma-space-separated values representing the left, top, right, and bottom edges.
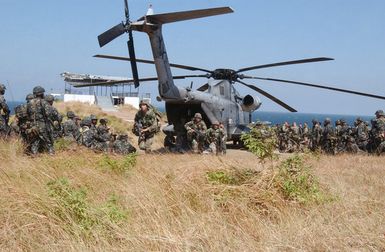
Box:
97, 118, 111, 142
373, 110, 385, 154
354, 118, 368, 151
321, 118, 336, 154
301, 123, 310, 149
184, 113, 207, 153
27, 86, 55, 155
134, 101, 158, 152
278, 122, 290, 152
45, 95, 63, 140
112, 134, 136, 155
0, 84, 10, 136
205, 121, 225, 155
310, 120, 322, 151
13, 94, 34, 142
79, 117, 108, 152
62, 111, 79, 141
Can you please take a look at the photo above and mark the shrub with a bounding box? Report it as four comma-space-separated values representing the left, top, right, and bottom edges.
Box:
275, 155, 332, 204
98, 153, 137, 173
241, 126, 277, 162
47, 177, 96, 231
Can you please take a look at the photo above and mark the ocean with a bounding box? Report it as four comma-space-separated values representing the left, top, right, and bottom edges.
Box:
8, 101, 374, 126
252, 111, 373, 126
156, 106, 374, 126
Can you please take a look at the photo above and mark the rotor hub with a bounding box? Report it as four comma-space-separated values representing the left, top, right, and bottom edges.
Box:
211, 69, 239, 81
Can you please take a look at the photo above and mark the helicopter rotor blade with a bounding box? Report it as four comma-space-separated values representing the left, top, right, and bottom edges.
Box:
124, 0, 129, 21
243, 76, 385, 100
236, 80, 297, 112
97, 23, 126, 47
72, 74, 208, 87
127, 33, 140, 88
237, 57, 334, 73
94, 54, 213, 73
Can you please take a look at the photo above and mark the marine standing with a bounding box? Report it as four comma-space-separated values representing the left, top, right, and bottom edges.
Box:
0, 84, 10, 137
45, 94, 63, 140
27, 86, 55, 155
133, 100, 158, 153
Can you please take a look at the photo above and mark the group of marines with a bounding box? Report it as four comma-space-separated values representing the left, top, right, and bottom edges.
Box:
0, 85, 136, 155
273, 112, 385, 155
182, 112, 226, 155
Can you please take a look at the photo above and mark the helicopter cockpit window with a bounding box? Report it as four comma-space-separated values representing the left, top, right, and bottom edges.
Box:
220, 85, 225, 96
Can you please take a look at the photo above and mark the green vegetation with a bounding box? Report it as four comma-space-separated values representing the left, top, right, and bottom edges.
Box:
241, 126, 277, 162
47, 177, 129, 233
206, 169, 259, 185
207, 155, 333, 206
275, 155, 333, 204
98, 153, 137, 173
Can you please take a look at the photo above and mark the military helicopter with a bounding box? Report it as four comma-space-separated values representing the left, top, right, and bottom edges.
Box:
81, 2, 385, 147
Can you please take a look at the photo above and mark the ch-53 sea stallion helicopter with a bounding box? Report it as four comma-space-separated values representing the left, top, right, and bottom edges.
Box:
75, 1, 385, 147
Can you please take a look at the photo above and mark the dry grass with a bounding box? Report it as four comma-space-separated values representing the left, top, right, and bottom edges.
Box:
1, 137, 384, 251
1, 102, 384, 251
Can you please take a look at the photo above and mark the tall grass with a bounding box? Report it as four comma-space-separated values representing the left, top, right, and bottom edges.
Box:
1, 102, 384, 250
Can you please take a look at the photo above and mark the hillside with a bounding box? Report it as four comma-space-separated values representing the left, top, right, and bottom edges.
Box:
0, 102, 384, 251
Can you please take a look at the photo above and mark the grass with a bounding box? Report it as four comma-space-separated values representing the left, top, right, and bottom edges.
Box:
1, 102, 384, 251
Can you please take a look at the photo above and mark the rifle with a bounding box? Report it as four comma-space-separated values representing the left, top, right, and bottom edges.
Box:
133, 122, 145, 141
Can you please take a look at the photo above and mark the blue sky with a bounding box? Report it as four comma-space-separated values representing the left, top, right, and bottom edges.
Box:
1, 0, 385, 115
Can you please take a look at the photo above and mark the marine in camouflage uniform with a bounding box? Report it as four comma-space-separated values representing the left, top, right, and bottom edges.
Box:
27, 86, 55, 155
310, 119, 322, 151
205, 121, 225, 155
354, 117, 369, 152
112, 134, 136, 155
45, 95, 63, 140
278, 122, 290, 152
134, 100, 158, 152
373, 110, 385, 154
78, 117, 108, 152
97, 118, 111, 142
321, 118, 336, 154
301, 122, 310, 149
184, 113, 207, 153
12, 94, 34, 142
62, 111, 79, 141
90, 114, 98, 133
0, 84, 10, 137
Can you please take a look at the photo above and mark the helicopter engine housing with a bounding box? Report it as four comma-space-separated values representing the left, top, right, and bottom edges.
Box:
241, 94, 261, 112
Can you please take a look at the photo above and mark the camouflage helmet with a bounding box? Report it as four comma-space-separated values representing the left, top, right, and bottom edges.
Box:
99, 118, 108, 124
90, 114, 98, 120
26, 93, 34, 101
81, 117, 92, 127
67, 111, 76, 118
324, 118, 331, 124
139, 100, 149, 107
0, 83, 6, 92
340, 118, 346, 124
311, 119, 318, 124
356, 117, 363, 122
211, 120, 219, 125
33, 86, 45, 95
335, 119, 341, 125
117, 134, 128, 140
194, 113, 202, 119
375, 109, 384, 116
45, 94, 54, 102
